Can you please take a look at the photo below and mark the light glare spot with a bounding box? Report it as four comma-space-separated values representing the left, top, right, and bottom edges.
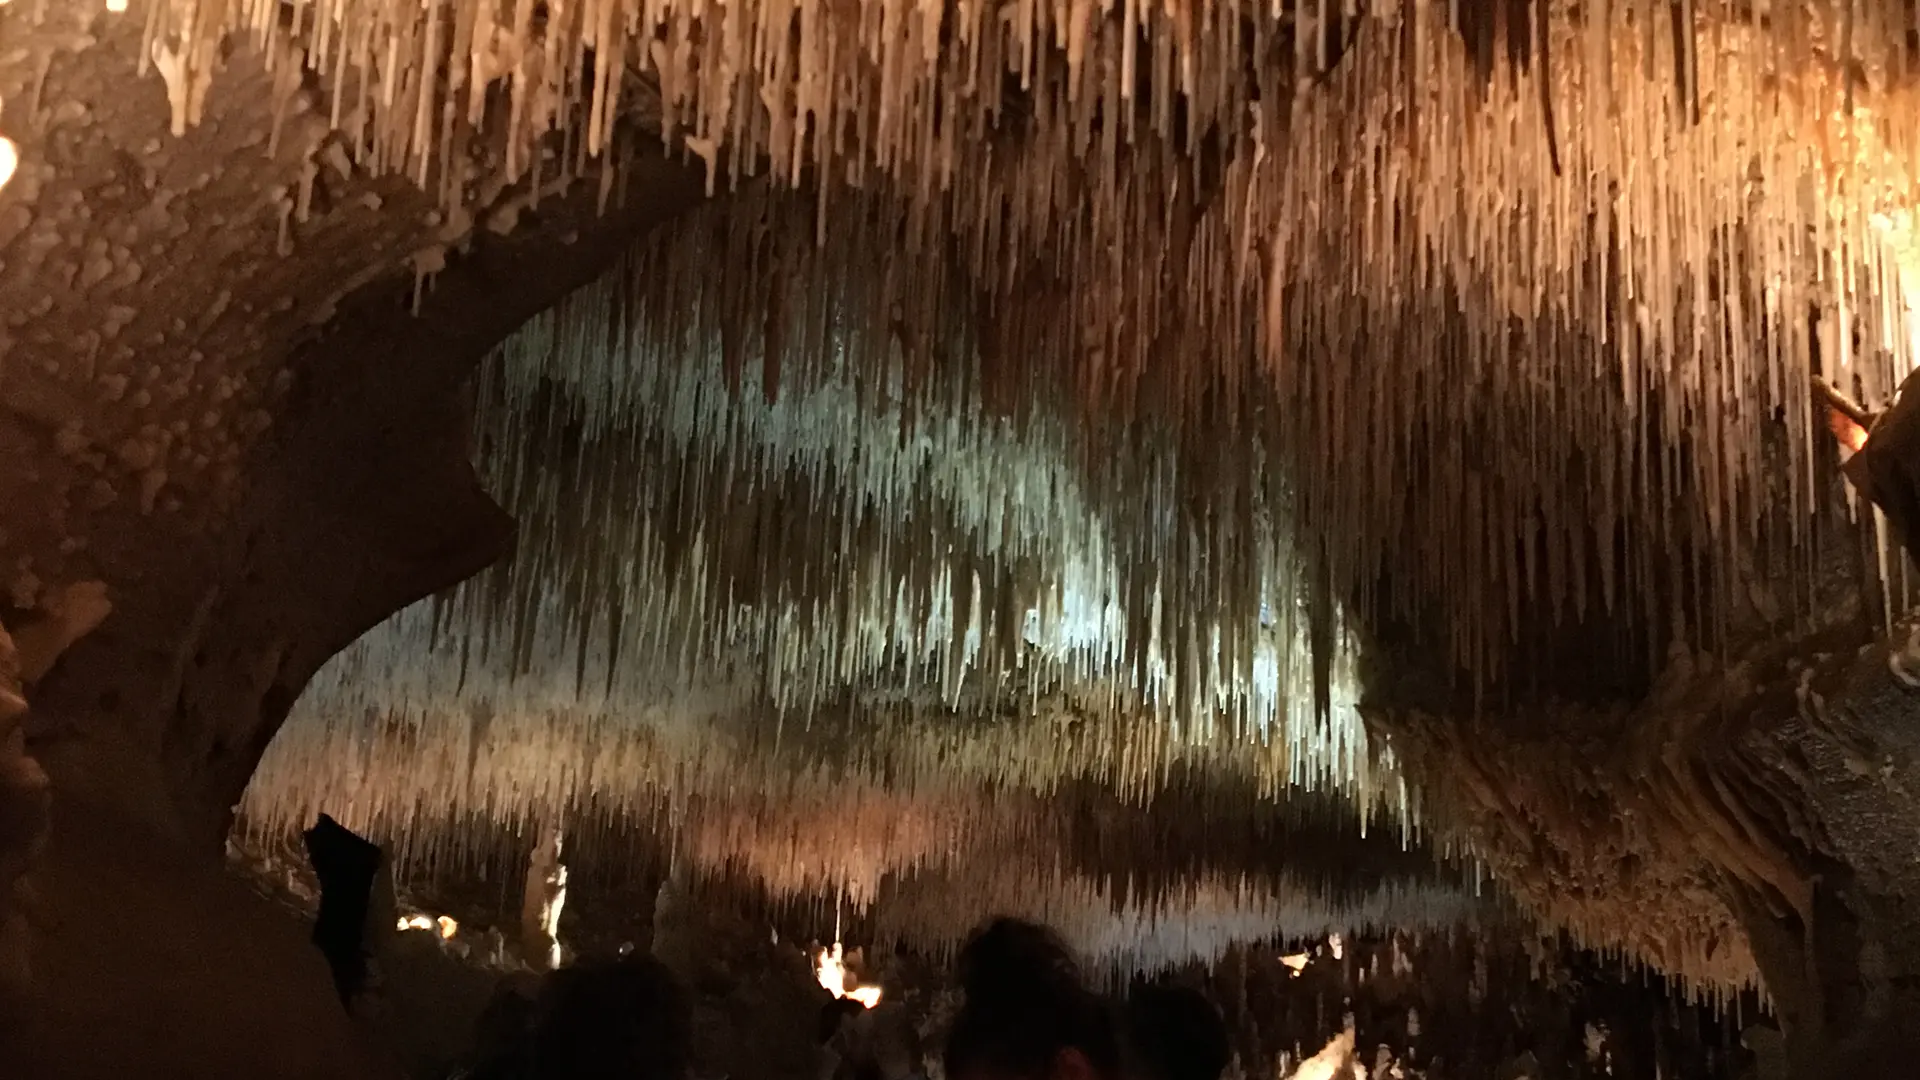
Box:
815, 941, 882, 1009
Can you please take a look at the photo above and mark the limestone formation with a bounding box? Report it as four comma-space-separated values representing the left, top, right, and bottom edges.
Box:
0, 581, 108, 1025
5, 1, 1920, 1077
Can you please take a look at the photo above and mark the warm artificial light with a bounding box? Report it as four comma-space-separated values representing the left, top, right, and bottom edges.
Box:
815, 941, 883, 1009
397, 913, 459, 940
539, 862, 569, 970
1828, 408, 1870, 454
0, 136, 18, 193
1812, 377, 1875, 456
1284, 1029, 1356, 1080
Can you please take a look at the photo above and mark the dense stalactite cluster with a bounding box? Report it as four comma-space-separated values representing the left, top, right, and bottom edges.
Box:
17, 1, 1920, 1076
34, 0, 1885, 1038
93, 0, 1920, 687
863, 864, 1479, 983
210, 0, 1920, 1001
239, 191, 1392, 898
1382, 697, 1769, 995
243, 763, 1483, 986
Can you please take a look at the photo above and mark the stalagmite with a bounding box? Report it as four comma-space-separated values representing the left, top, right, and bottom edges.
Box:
520, 820, 568, 971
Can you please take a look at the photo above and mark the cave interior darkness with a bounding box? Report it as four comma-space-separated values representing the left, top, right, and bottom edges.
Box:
5, 0, 1920, 1078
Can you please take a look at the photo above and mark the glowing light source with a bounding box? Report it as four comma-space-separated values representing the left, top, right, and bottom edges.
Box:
540, 863, 568, 971
1828, 409, 1870, 454
0, 136, 17, 193
1284, 1029, 1357, 1080
397, 913, 459, 939
815, 942, 883, 1009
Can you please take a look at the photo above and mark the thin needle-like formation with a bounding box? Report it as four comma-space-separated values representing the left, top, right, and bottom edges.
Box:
243, 191, 1387, 889
133, 0, 1919, 689
203, 0, 1920, 1001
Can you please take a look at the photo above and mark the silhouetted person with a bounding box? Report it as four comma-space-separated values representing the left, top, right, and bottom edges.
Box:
528, 952, 692, 1080
302, 813, 383, 1004
819, 995, 869, 1045
1833, 366, 1920, 567
943, 918, 1119, 1080
821, 996, 922, 1080
943, 918, 1229, 1080
1122, 980, 1231, 1080
465, 977, 541, 1079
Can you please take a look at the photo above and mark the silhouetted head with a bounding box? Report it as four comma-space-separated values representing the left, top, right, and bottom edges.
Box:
825, 999, 924, 1080
942, 918, 1120, 1080
530, 953, 692, 1080
1122, 981, 1231, 1080
819, 995, 869, 1044
301, 814, 383, 1003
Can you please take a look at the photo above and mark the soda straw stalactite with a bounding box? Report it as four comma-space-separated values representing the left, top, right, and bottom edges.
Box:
120, 0, 1920, 685
207, 0, 1920, 1014
241, 191, 1385, 914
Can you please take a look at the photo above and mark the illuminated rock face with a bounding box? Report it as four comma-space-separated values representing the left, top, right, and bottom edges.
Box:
5, 0, 1920, 1077
76, 0, 1920, 706
0, 6, 706, 1069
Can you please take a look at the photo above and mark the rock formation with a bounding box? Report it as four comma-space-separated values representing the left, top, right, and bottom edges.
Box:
3, 0, 1920, 1077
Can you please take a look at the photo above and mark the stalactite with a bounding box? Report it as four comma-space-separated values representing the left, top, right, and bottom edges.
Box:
180, 0, 1920, 1000
240, 191, 1388, 946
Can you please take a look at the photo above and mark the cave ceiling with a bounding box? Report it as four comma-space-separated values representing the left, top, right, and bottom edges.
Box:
5, 0, 1920, 1037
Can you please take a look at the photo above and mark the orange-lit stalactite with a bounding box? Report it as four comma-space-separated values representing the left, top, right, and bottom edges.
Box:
1814, 376, 1878, 455
1830, 408, 1871, 454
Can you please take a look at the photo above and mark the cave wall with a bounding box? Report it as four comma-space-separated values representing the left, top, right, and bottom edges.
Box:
0, 625, 42, 1020
0, 5, 708, 1072
3, 4, 1920, 1079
